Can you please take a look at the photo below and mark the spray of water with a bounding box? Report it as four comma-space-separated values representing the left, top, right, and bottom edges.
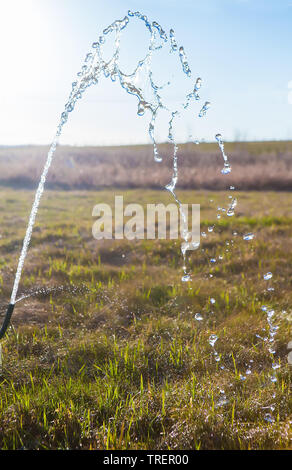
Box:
1, 11, 282, 423
10, 139, 58, 304
9, 10, 230, 305
15, 284, 90, 304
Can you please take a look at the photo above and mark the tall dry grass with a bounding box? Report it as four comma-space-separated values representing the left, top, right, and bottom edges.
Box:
1, 140, 292, 190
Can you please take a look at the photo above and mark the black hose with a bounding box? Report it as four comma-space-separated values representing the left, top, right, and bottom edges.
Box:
0, 304, 15, 340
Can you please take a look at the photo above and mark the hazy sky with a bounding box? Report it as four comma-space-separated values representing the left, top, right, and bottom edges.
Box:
0, 0, 291, 146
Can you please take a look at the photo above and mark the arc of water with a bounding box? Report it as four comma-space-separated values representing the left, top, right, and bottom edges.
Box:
0, 10, 221, 338
0, 137, 59, 338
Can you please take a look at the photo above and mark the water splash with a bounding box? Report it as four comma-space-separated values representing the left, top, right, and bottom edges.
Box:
227, 197, 237, 217
15, 284, 90, 304
8, 11, 215, 303
10, 138, 58, 304
5, 12, 238, 380
216, 388, 229, 408
215, 133, 231, 175
262, 307, 278, 372
1, 11, 285, 430
209, 334, 220, 362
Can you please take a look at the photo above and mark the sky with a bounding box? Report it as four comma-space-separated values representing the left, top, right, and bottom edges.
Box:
0, 0, 291, 146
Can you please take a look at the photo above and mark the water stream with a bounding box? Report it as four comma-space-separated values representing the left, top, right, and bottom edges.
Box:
2, 11, 281, 419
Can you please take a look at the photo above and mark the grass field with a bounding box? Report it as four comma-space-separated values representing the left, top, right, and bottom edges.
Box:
1, 140, 292, 191
0, 188, 291, 449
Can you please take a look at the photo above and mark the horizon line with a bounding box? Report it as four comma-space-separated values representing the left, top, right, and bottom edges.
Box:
1, 138, 292, 149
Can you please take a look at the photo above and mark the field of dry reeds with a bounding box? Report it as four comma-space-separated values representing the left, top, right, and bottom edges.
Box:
1, 140, 292, 191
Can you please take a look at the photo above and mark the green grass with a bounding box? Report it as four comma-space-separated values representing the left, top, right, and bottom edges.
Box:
0, 188, 291, 449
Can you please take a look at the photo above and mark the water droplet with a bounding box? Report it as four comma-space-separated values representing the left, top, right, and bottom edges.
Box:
195, 77, 202, 90
85, 53, 93, 63
221, 163, 231, 175
152, 21, 167, 41
60, 112, 68, 125
195, 313, 203, 321
267, 309, 275, 319
137, 101, 146, 116
264, 413, 275, 423
264, 272, 273, 281
214, 353, 221, 362
199, 101, 211, 117
179, 46, 191, 76
243, 233, 254, 241
209, 334, 218, 347
169, 29, 178, 51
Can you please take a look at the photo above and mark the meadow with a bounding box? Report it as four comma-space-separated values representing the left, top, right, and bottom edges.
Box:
0, 187, 291, 449
1, 140, 292, 191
